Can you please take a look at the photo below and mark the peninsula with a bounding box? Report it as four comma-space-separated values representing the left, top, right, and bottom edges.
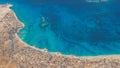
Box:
0, 4, 120, 68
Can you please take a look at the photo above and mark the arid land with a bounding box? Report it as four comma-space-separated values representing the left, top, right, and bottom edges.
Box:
0, 4, 120, 68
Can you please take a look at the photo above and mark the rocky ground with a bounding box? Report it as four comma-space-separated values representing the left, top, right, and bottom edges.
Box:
0, 4, 120, 68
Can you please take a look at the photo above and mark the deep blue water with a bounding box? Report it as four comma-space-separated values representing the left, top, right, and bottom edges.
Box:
0, 0, 120, 56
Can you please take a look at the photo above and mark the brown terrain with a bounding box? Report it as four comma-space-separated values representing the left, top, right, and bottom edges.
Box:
0, 4, 120, 68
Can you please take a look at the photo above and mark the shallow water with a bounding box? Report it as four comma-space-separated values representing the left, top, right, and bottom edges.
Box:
0, 0, 120, 56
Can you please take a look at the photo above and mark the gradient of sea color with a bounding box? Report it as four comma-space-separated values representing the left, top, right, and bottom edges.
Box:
0, 0, 120, 56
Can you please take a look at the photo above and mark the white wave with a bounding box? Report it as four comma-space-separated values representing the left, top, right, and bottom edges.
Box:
86, 0, 108, 2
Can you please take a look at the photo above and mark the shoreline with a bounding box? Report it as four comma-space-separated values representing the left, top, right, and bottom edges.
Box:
10, 3, 120, 58
1, 3, 120, 68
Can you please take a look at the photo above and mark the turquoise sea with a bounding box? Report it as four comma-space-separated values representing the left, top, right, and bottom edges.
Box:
0, 0, 120, 56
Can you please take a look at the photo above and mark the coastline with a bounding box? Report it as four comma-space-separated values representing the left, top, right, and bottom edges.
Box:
0, 3, 120, 68
11, 3, 120, 58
